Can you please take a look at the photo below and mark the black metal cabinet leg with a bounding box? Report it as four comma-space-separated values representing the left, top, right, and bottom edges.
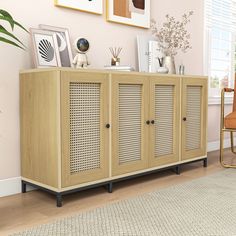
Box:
175, 165, 181, 175
108, 183, 113, 193
203, 158, 208, 168
21, 181, 26, 193
56, 194, 62, 207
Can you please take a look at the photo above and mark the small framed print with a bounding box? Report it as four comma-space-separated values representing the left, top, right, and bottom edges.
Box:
30, 28, 61, 68
107, 0, 151, 28
55, 0, 103, 15
39, 25, 73, 67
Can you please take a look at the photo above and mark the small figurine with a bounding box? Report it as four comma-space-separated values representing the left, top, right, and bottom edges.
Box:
73, 38, 90, 68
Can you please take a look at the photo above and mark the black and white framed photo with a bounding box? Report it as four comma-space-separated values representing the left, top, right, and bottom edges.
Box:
30, 28, 61, 68
39, 25, 73, 67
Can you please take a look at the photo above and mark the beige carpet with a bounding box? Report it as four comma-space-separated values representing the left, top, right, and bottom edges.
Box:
12, 169, 236, 236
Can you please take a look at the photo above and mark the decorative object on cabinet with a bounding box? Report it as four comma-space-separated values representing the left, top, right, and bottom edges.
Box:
157, 66, 168, 74
109, 47, 122, 66
55, 0, 103, 15
20, 69, 207, 207
73, 38, 90, 68
30, 28, 61, 68
0, 9, 28, 49
148, 40, 164, 73
39, 25, 73, 67
150, 11, 193, 74
136, 35, 154, 72
104, 65, 134, 71
107, 0, 150, 28
220, 75, 236, 168
163, 56, 175, 74
179, 63, 185, 75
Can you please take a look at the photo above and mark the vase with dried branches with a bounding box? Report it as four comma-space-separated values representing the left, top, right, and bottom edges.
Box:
150, 11, 193, 74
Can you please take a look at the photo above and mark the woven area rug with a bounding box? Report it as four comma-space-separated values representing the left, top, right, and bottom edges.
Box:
12, 169, 236, 236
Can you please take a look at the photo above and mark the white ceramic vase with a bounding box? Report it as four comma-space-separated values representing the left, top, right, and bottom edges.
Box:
164, 56, 176, 74
157, 67, 169, 74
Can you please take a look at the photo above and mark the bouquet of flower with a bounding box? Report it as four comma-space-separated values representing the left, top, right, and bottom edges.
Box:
150, 11, 193, 57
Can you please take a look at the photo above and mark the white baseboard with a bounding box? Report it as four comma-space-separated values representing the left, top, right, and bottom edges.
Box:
0, 177, 35, 198
207, 137, 236, 152
0, 138, 234, 198
0, 177, 21, 197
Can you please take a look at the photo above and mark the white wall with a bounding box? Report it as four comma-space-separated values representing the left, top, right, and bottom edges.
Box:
0, 0, 215, 185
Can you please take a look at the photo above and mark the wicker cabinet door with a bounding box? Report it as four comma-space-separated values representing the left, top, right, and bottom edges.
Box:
61, 71, 109, 187
182, 77, 207, 160
111, 74, 149, 176
149, 77, 180, 167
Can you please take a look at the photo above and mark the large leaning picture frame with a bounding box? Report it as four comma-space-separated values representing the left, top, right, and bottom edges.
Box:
39, 24, 73, 67
107, 0, 150, 28
55, 0, 103, 15
30, 28, 61, 68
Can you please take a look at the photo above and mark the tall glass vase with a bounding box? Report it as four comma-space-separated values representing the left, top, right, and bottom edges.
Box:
164, 56, 176, 74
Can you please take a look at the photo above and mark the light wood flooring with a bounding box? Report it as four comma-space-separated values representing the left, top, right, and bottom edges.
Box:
0, 150, 234, 235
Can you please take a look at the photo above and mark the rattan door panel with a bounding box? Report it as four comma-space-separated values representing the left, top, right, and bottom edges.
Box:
149, 77, 180, 167
182, 77, 207, 160
61, 72, 109, 187
111, 74, 149, 176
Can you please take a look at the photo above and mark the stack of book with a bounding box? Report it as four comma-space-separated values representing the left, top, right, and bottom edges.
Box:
104, 65, 134, 72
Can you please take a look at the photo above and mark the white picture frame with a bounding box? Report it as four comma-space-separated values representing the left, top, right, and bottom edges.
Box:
55, 0, 103, 15
30, 28, 61, 68
137, 35, 154, 72
107, 0, 150, 28
39, 25, 73, 67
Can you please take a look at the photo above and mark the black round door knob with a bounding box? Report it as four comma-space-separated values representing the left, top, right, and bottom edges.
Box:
146, 120, 150, 125
151, 120, 155, 124
106, 124, 111, 128
183, 117, 187, 121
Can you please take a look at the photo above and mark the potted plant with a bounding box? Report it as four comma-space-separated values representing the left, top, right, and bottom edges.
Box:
0, 9, 28, 49
151, 11, 193, 74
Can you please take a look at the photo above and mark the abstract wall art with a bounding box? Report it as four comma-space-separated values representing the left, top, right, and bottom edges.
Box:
39, 25, 73, 67
30, 28, 61, 68
107, 0, 150, 28
55, 0, 103, 14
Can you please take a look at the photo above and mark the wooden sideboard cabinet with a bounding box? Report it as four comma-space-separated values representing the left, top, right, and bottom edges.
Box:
20, 68, 208, 207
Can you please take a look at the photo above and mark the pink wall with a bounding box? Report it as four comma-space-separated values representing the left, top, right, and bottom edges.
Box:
0, 0, 209, 180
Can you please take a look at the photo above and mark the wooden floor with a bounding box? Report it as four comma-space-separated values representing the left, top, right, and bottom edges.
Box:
0, 150, 234, 235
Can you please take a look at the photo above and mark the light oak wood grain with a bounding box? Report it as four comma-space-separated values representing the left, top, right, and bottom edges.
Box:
181, 77, 207, 160
20, 69, 208, 195
20, 71, 61, 188
111, 74, 149, 176
149, 77, 180, 167
61, 71, 110, 187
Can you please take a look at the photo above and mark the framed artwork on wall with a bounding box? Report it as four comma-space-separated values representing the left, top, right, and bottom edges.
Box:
55, 0, 103, 15
107, 0, 150, 28
39, 25, 73, 67
30, 28, 61, 68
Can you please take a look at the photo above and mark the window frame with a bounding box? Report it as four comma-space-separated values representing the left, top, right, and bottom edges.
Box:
204, 0, 236, 105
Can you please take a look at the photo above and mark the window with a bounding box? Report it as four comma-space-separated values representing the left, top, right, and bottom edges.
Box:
205, 0, 236, 100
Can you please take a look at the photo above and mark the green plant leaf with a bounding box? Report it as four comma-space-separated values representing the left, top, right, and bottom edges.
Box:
0, 25, 25, 47
0, 36, 24, 49
0, 9, 28, 50
0, 15, 28, 33
0, 9, 14, 29
13, 20, 28, 33
0, 15, 15, 30
0, 9, 13, 18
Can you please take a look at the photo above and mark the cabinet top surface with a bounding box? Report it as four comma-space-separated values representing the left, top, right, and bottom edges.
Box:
20, 67, 207, 79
